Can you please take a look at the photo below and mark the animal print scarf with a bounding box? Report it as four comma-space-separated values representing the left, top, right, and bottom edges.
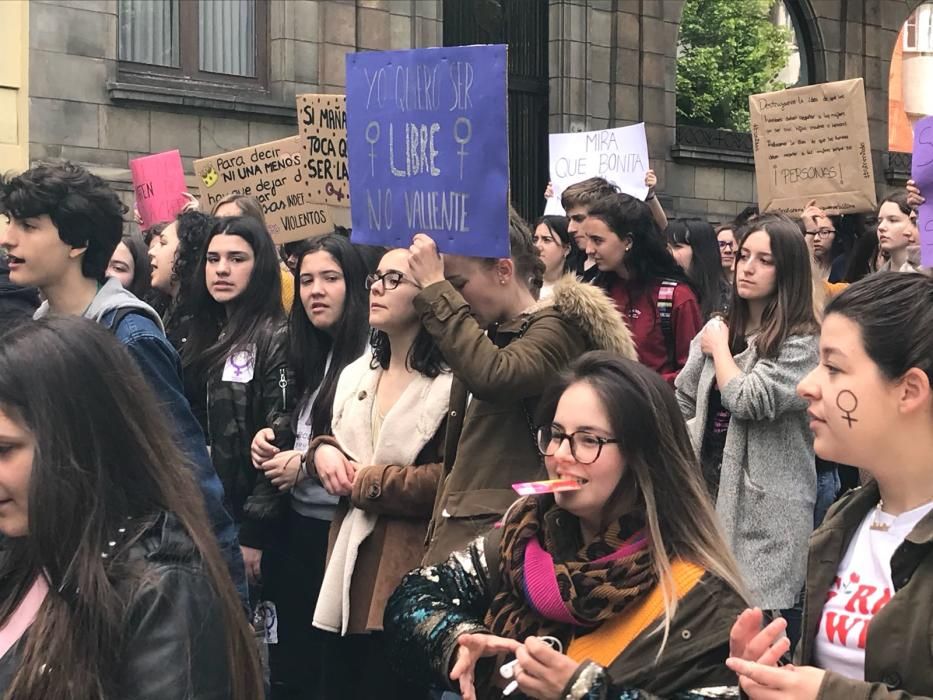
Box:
485, 496, 657, 645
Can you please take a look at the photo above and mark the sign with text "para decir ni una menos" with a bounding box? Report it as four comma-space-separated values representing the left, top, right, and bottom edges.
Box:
345, 44, 510, 257
194, 136, 333, 245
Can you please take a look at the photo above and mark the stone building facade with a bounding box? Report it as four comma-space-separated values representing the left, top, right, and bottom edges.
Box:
20, 0, 924, 223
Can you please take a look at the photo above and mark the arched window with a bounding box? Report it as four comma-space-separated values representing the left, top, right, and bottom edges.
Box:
676, 0, 813, 132
773, 1, 811, 87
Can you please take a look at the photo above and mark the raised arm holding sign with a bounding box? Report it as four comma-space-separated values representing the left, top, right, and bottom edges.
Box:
547, 123, 650, 208
911, 115, 933, 268
130, 150, 188, 228
345, 44, 510, 257
750, 78, 876, 217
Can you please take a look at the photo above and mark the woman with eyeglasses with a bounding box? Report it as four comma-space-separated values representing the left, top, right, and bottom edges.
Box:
801, 201, 845, 283
385, 353, 749, 700
405, 209, 637, 566
301, 248, 452, 698
249, 233, 372, 699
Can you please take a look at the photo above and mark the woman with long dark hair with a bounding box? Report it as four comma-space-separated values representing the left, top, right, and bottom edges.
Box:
584, 193, 703, 384
729, 272, 933, 699
183, 216, 294, 587
386, 353, 748, 699
533, 215, 585, 295
107, 232, 151, 299
211, 192, 296, 312
307, 247, 451, 698
667, 218, 730, 319
250, 233, 371, 699
676, 214, 819, 637
0, 317, 262, 698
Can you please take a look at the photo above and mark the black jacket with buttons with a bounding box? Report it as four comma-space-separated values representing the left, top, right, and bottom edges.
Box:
797, 482, 933, 698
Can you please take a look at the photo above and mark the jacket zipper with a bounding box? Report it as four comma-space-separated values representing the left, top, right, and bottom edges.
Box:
278, 368, 288, 406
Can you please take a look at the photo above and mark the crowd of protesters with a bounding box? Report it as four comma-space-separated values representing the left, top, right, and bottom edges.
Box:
0, 152, 929, 700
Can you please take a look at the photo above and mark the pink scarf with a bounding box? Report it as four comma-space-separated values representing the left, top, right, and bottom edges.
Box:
0, 576, 48, 659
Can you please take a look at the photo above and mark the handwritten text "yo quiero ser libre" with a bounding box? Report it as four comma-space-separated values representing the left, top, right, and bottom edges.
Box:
362, 61, 475, 233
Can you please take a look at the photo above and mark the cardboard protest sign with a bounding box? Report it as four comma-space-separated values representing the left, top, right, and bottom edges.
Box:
130, 150, 187, 228
297, 94, 350, 209
546, 123, 650, 214
750, 78, 876, 216
912, 115, 933, 267
194, 137, 332, 244
345, 44, 510, 257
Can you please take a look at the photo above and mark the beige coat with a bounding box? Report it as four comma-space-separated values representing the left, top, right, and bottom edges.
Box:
311, 353, 451, 634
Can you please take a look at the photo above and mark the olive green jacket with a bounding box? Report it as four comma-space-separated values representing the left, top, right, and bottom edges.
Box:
416, 275, 637, 564
797, 481, 933, 698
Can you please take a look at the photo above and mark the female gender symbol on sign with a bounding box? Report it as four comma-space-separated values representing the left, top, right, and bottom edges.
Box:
454, 117, 472, 180
835, 390, 859, 428
365, 122, 380, 176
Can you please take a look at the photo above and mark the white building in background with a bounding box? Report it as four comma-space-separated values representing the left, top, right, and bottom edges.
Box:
901, 2, 933, 125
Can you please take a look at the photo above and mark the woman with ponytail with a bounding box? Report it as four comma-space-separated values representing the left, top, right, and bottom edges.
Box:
406, 207, 638, 565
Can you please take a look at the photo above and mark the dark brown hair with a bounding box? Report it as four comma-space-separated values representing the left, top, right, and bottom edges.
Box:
826, 272, 933, 383
728, 214, 819, 358
559, 177, 619, 212
482, 205, 546, 295
0, 317, 261, 699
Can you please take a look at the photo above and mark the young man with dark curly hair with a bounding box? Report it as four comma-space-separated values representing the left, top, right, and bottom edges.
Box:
0, 161, 247, 606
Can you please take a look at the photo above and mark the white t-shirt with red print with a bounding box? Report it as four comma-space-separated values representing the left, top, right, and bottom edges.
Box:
814, 501, 933, 679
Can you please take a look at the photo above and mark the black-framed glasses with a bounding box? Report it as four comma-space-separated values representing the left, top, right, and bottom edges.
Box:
806, 228, 836, 238
364, 271, 422, 291
717, 240, 735, 250
535, 425, 619, 465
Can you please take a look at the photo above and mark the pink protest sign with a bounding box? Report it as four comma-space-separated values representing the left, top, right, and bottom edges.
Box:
912, 116, 933, 267
130, 150, 188, 228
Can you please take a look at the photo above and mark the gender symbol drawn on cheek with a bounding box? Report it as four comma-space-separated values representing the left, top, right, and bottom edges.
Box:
835, 390, 859, 428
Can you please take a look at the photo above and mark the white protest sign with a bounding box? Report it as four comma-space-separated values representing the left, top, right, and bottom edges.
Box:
547, 123, 650, 214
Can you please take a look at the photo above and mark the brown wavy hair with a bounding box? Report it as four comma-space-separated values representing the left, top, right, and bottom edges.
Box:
728, 214, 819, 359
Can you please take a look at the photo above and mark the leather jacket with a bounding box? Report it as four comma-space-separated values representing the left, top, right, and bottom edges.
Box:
0, 512, 236, 698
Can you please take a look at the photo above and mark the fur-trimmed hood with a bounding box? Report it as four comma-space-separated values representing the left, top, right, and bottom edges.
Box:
529, 275, 637, 360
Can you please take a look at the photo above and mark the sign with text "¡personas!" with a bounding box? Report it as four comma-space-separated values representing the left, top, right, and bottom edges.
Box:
750, 78, 876, 217
545, 123, 650, 215
194, 137, 332, 245
912, 115, 933, 267
130, 150, 187, 229
345, 44, 510, 257
297, 94, 350, 218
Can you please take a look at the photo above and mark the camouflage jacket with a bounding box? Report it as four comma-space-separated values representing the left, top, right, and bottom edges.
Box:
206, 322, 295, 549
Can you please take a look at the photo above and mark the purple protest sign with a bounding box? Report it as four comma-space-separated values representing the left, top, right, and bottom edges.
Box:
912, 116, 933, 267
130, 150, 188, 229
345, 45, 510, 257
